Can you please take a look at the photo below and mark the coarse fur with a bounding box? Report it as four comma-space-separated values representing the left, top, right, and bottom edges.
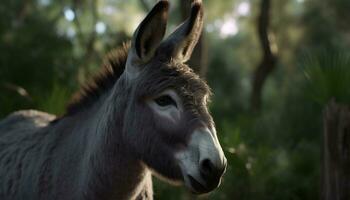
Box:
0, 1, 226, 200
66, 43, 129, 116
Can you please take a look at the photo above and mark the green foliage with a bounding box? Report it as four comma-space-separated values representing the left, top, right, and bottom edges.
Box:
0, 0, 75, 117
302, 52, 350, 105
36, 83, 72, 115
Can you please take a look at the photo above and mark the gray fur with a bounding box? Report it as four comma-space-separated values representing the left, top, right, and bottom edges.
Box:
0, 1, 225, 199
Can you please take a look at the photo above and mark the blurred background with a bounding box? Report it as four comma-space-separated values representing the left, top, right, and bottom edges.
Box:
1, 0, 350, 199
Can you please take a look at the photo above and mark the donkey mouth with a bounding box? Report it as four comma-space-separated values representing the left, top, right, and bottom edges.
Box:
187, 175, 212, 194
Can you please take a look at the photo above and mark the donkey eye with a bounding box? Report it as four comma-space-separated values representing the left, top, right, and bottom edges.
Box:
154, 95, 177, 107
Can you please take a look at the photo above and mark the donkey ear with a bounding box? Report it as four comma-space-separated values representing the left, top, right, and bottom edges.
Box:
158, 1, 203, 63
128, 0, 169, 64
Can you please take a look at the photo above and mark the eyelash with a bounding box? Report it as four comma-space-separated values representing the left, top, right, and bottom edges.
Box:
154, 95, 177, 107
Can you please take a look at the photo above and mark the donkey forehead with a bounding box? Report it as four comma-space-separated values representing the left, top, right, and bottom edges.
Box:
138, 60, 211, 101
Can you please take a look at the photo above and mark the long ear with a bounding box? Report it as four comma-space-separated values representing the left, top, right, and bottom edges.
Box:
158, 1, 203, 63
126, 0, 169, 71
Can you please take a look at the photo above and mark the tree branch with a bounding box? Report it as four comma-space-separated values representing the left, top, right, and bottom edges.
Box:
72, 0, 85, 47
251, 0, 277, 112
71, 0, 100, 83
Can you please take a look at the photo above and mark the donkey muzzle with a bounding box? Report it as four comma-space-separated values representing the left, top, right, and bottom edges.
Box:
176, 128, 227, 194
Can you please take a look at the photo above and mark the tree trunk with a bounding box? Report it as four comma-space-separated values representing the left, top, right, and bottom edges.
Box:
322, 100, 350, 200
251, 0, 277, 112
180, 0, 208, 78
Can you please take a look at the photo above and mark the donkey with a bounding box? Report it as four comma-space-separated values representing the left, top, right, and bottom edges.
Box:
0, 1, 226, 199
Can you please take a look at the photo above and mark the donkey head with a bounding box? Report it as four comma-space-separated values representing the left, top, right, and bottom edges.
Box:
122, 0, 226, 194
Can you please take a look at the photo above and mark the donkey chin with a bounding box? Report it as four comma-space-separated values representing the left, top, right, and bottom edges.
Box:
175, 128, 227, 194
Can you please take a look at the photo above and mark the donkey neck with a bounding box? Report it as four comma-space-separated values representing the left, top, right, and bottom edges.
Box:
55, 77, 149, 199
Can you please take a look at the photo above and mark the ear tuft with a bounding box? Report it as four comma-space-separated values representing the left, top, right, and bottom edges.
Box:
186, 2, 203, 35
134, 0, 169, 59
125, 0, 169, 78
156, 0, 204, 63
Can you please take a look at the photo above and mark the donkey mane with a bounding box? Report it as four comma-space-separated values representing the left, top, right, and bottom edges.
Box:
66, 42, 130, 115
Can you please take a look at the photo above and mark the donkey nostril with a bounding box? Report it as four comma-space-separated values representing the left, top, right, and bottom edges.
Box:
200, 159, 214, 175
